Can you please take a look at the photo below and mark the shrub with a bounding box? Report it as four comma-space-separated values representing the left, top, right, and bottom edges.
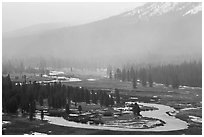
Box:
103, 111, 113, 116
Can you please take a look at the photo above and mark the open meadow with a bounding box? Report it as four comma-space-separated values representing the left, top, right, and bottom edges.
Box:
3, 77, 202, 135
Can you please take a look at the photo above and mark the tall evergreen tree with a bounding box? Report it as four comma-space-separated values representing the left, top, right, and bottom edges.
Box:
164, 74, 169, 87
91, 90, 96, 104
127, 70, 130, 81
85, 89, 90, 104
122, 68, 126, 82
115, 88, 120, 104
6, 74, 12, 89
109, 70, 112, 79
65, 102, 70, 114
29, 100, 36, 121
107, 65, 112, 79
172, 74, 180, 89
109, 95, 114, 106
140, 68, 147, 87
99, 91, 104, 107
19, 62, 25, 74
132, 70, 137, 89
115, 68, 122, 80
130, 66, 135, 81
104, 93, 110, 107
148, 72, 153, 87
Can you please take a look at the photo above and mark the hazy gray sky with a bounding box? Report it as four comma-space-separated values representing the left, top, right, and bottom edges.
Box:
3, 2, 145, 32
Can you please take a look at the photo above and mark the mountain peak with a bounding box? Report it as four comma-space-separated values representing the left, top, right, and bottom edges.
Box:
123, 2, 201, 18
182, 3, 202, 16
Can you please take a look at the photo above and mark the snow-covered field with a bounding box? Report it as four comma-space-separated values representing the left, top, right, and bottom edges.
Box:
39, 77, 82, 83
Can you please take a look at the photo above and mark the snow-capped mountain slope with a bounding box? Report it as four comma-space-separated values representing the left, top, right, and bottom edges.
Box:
183, 3, 202, 16
123, 2, 201, 18
3, 2, 202, 66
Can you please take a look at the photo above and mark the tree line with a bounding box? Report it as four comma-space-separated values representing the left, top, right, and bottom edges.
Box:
2, 75, 120, 115
2, 60, 48, 75
112, 61, 201, 88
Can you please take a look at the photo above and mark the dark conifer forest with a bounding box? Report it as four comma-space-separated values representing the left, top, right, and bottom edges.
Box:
113, 61, 202, 88
2, 74, 116, 114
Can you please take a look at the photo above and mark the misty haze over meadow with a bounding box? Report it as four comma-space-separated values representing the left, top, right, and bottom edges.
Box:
2, 2, 202, 135
3, 2, 202, 69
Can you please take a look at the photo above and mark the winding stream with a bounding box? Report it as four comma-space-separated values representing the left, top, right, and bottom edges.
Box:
38, 102, 188, 132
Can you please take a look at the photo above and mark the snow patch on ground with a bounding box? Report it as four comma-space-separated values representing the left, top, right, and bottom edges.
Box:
68, 78, 82, 82
180, 107, 201, 111
167, 91, 174, 93
163, 95, 172, 97
154, 83, 164, 86
87, 78, 96, 81
189, 116, 202, 123
24, 132, 47, 135
2, 121, 11, 125
114, 107, 132, 111
49, 71, 64, 76
40, 77, 82, 83
130, 97, 138, 100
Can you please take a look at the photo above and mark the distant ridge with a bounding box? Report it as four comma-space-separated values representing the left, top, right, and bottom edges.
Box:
3, 2, 202, 66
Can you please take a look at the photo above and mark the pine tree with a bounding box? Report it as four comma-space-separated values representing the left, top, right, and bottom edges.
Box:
115, 68, 122, 80
107, 65, 112, 79
127, 70, 130, 81
85, 89, 90, 104
140, 68, 147, 87
130, 66, 135, 81
132, 70, 137, 89
78, 105, 82, 114
110, 95, 114, 106
164, 75, 169, 87
19, 62, 25, 74
65, 103, 70, 114
99, 91, 104, 106
172, 74, 180, 89
6, 74, 12, 89
91, 90, 98, 104
104, 94, 110, 107
148, 72, 153, 87
6, 96, 19, 113
29, 100, 36, 121
122, 68, 126, 82
109, 70, 112, 79
115, 89, 120, 104
39, 96, 43, 106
